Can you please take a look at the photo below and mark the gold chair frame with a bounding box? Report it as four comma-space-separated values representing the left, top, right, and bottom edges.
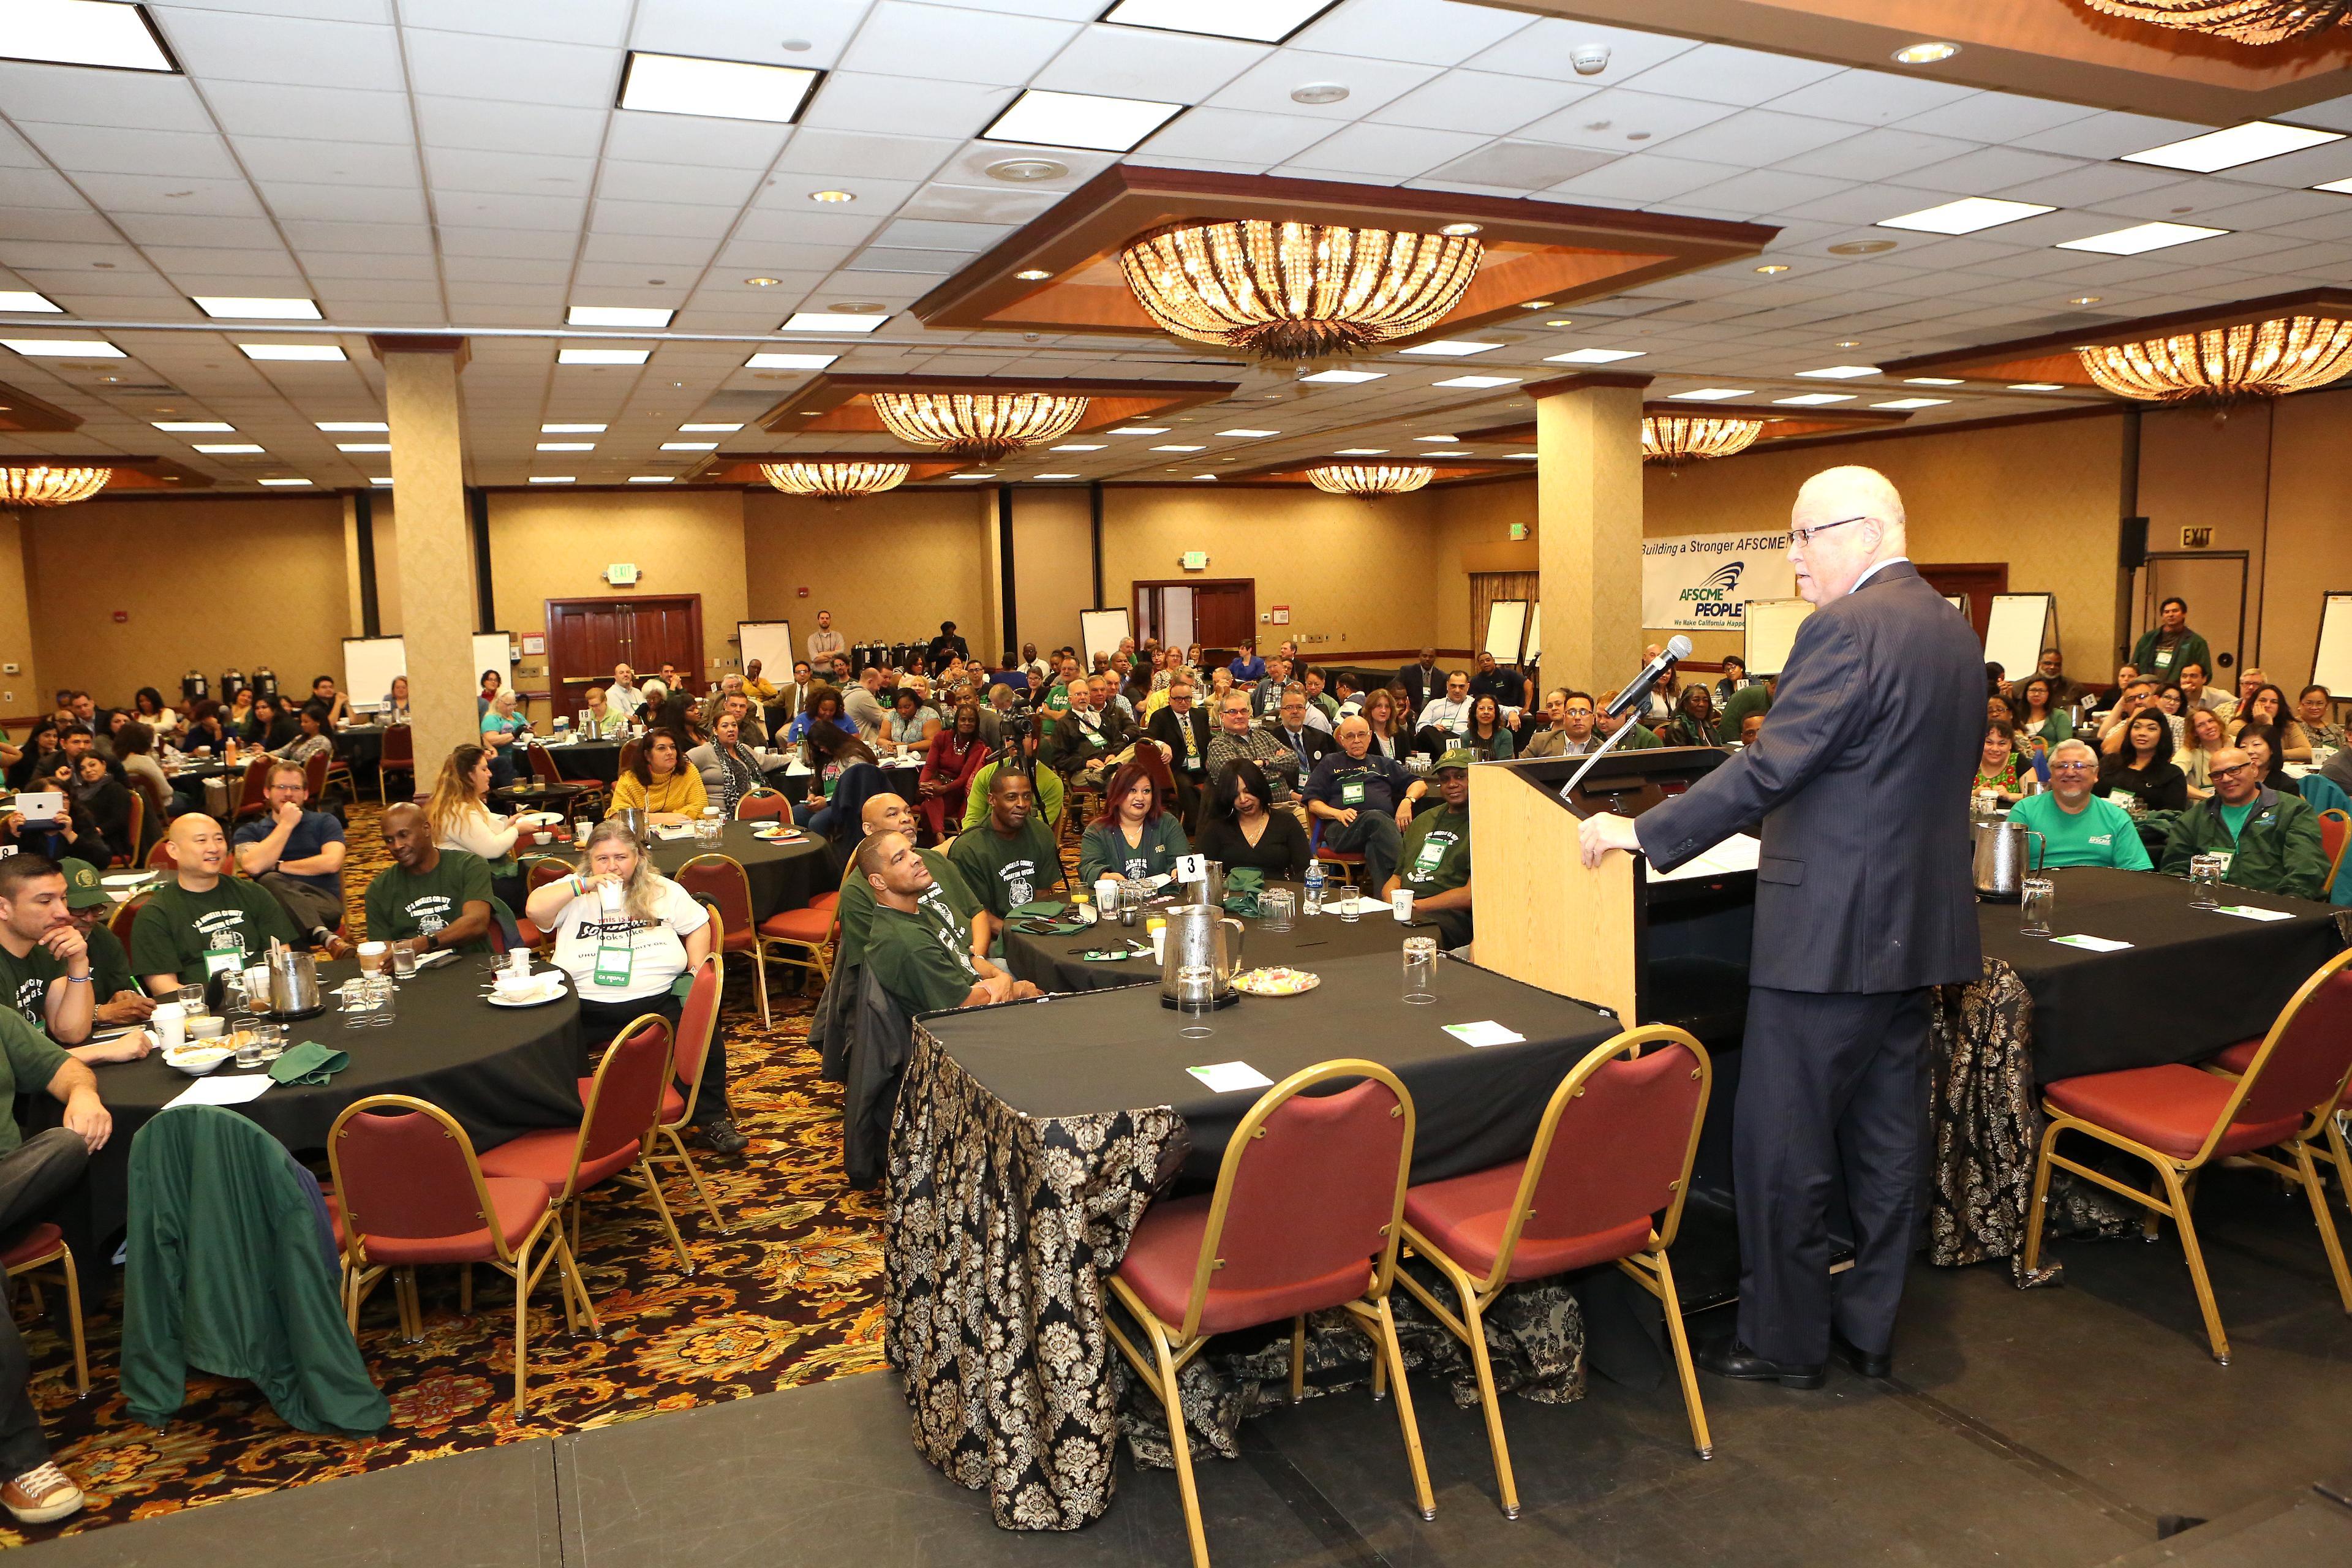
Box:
5, 1234, 86, 1398
677, 853, 769, 1028
1104, 1058, 1433, 1568
2318, 807, 2349, 899
643, 956, 728, 1234
549, 1012, 696, 1288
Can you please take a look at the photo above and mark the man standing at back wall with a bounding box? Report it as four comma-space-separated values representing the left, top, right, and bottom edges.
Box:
1580, 464, 1982, 1390
808, 609, 845, 669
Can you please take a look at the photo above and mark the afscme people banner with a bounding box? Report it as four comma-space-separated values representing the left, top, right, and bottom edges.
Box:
1642, 532, 1799, 631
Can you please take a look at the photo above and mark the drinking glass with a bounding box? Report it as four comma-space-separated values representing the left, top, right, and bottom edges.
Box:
2188, 853, 2226, 910
244, 964, 271, 1016
366, 974, 396, 1027
391, 944, 420, 980
254, 1023, 287, 1062
1175, 965, 1216, 1038
1337, 884, 1360, 923
2019, 875, 2054, 938
175, 986, 209, 1025
341, 982, 372, 1029
234, 1035, 264, 1069
1402, 935, 1438, 1005
1259, 888, 1295, 933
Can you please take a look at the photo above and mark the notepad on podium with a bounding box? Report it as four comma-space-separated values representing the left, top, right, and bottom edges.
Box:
1648, 834, 1760, 882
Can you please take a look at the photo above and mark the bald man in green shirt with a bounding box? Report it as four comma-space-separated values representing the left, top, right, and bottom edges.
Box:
858, 831, 1039, 1017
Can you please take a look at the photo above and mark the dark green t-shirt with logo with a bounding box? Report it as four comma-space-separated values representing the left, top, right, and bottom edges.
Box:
1399, 804, 1471, 897
945, 816, 1066, 919
129, 876, 303, 985
364, 850, 496, 956
0, 942, 66, 1033
837, 846, 978, 970
865, 901, 986, 1017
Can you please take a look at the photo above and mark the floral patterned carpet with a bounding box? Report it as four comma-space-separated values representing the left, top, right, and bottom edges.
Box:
4, 805, 888, 1547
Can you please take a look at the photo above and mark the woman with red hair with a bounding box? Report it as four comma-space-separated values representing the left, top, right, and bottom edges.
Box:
1077, 756, 1189, 886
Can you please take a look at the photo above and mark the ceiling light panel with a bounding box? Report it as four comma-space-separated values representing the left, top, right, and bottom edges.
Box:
1670, 388, 1755, 401
742, 352, 836, 369
1098, 0, 1338, 43
679, 423, 742, 432
629, 477, 675, 484
1216, 428, 1280, 437
2057, 221, 2226, 255
661, 442, 717, 450
617, 51, 821, 126
240, 343, 345, 361
336, 442, 391, 452
193, 443, 263, 454
316, 421, 388, 432
1395, 340, 1502, 357
981, 89, 1183, 153
1876, 197, 2054, 235
781, 312, 888, 333
1434, 375, 1518, 388
529, 476, 576, 484
1298, 369, 1385, 383
153, 421, 233, 432
1796, 365, 1880, 379
258, 478, 311, 487
567, 305, 674, 328
194, 296, 320, 320
1774, 393, 1855, 405
4, 337, 122, 358
561, 348, 652, 365
537, 442, 595, 451
2123, 121, 2342, 174
0, 292, 63, 314
1109, 425, 1169, 435
1544, 349, 1644, 364
542, 423, 607, 434
1872, 398, 1949, 409
0, 0, 176, 72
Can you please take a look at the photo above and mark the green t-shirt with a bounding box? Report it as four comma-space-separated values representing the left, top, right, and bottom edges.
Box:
85, 923, 138, 1000
1077, 815, 1189, 886
2005, 793, 2153, 872
130, 876, 302, 986
962, 763, 1063, 831
364, 850, 496, 956
865, 901, 985, 1017
1399, 804, 1471, 897
0, 942, 66, 1034
946, 816, 1067, 919
0, 1011, 68, 1156
2220, 801, 2257, 841
837, 846, 977, 970
1039, 684, 1071, 737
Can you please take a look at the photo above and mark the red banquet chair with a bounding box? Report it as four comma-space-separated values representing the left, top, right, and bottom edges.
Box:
1398, 1026, 1714, 1518
645, 956, 728, 1232
674, 854, 767, 1028
511, 855, 575, 949
2026, 948, 2352, 1363
2318, 807, 2349, 898
1306, 821, 1368, 893
1107, 1060, 1431, 1568
3, 1226, 86, 1398
326, 1095, 586, 1416
376, 724, 413, 805
733, 788, 790, 824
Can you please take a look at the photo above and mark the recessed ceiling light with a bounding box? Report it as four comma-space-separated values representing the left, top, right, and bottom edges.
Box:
336, 442, 391, 452
1396, 339, 1501, 358
1050, 444, 1105, 452
529, 476, 576, 484
1439, 222, 1482, 236
0, 291, 62, 314
154, 420, 233, 433
542, 423, 607, 434
258, 478, 312, 487
193, 443, 264, 454
1873, 398, 1949, 409
1435, 375, 1519, 388
4, 337, 121, 358
316, 421, 388, 432
1298, 369, 1385, 384
1827, 239, 1898, 256
2009, 382, 2065, 391
744, 277, 782, 287
0, 0, 176, 71
537, 442, 595, 451
781, 311, 886, 333
1891, 41, 1959, 64
1032, 472, 1081, 480
1877, 197, 2054, 235
981, 89, 1182, 153
628, 476, 676, 483
567, 305, 673, 329
1670, 388, 1754, 401
1109, 425, 1169, 435
1099, 0, 1338, 43
742, 351, 835, 369
1015, 270, 1052, 282
1217, 428, 1280, 437
370, 476, 393, 485
1504, 452, 1537, 459
2124, 121, 2342, 173
808, 190, 855, 203
1335, 448, 1389, 455
2057, 221, 2226, 255
1521, 301, 1556, 310
1796, 365, 1880, 379
950, 472, 997, 480
679, 423, 742, 432
1543, 318, 1575, 328
1904, 378, 1964, 386
1414, 434, 1460, 442
662, 441, 717, 450
1754, 264, 1790, 275
1290, 81, 1349, 105
1834, 341, 1863, 349
985, 158, 1068, 183
617, 50, 820, 125
1152, 443, 1205, 451
241, 342, 345, 361
1544, 348, 1644, 364
1774, 393, 1856, 405
2068, 295, 2103, 306
194, 296, 320, 320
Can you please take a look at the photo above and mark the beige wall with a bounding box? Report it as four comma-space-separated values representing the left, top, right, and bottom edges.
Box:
2258, 386, 2352, 694
0, 511, 40, 715
743, 488, 993, 666
1008, 487, 1093, 659
1430, 480, 1539, 655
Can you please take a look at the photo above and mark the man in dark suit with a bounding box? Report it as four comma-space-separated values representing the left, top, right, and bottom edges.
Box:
1579, 466, 1982, 1387
1147, 676, 1214, 831
1263, 690, 1335, 780
1399, 647, 1442, 715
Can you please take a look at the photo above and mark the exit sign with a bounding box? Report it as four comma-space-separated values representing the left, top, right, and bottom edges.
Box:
1180, 551, 1208, 571
2180, 527, 2211, 549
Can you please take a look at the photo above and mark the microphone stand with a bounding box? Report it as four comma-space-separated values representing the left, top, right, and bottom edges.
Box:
1560, 656, 1681, 805
1558, 712, 1646, 809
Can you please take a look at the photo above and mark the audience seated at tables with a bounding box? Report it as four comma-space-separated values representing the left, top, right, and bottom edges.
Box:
2233, 725, 2301, 797
1468, 650, 1529, 715
225, 688, 254, 734
2229, 683, 2312, 762
379, 674, 411, 725
1713, 672, 1773, 742
2177, 662, 2230, 721
651, 690, 700, 748
272, 703, 335, 773
2179, 706, 2231, 801
1265, 689, 1336, 776
796, 720, 878, 835
610, 727, 708, 825
858, 831, 1040, 1018
2132, 596, 2212, 687
1594, 692, 1662, 750
2013, 676, 2072, 745
963, 738, 1064, 834
2158, 745, 2327, 899
2094, 679, 2158, 752
1986, 692, 2019, 730
1354, 687, 1411, 760
1398, 647, 1442, 714
67, 753, 135, 866
129, 687, 178, 737
1711, 655, 1750, 710
1228, 641, 1267, 684
1207, 689, 1304, 804
240, 694, 297, 753
179, 704, 229, 760
638, 679, 669, 721
477, 669, 502, 716
0, 855, 152, 1052
134, 815, 340, 990
687, 713, 763, 818
1147, 677, 1212, 827
606, 663, 646, 719
580, 687, 625, 739
1304, 716, 1431, 890
843, 668, 889, 745
1042, 677, 1129, 786
1463, 693, 1517, 760
6, 722, 60, 793
2147, 682, 2188, 749
885, 687, 941, 751
524, 820, 739, 1152
2005, 741, 2152, 870
2232, 666, 2269, 715
364, 804, 494, 957
1974, 719, 2040, 808
1194, 760, 1311, 881
835, 793, 980, 971
1415, 670, 1473, 751
1077, 759, 1189, 888
1656, 686, 1721, 749
1301, 668, 1338, 724
1525, 690, 1599, 758
741, 659, 780, 709
306, 676, 351, 729
1736, 710, 1765, 747
1250, 657, 1293, 722
917, 704, 987, 843
427, 744, 522, 911
56, 860, 153, 1033
1383, 747, 1475, 950
18, 753, 107, 867
2296, 684, 2343, 752
946, 766, 1066, 956
232, 760, 347, 938
2095, 707, 2188, 813
785, 685, 845, 747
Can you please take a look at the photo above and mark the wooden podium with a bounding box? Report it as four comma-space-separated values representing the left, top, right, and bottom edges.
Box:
1469, 748, 1757, 1042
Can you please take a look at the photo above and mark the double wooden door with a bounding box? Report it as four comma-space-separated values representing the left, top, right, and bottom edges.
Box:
546, 595, 705, 706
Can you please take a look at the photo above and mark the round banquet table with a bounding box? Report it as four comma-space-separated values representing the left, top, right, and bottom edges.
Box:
50, 953, 585, 1246
775, 755, 924, 805
331, 723, 385, 771
1001, 882, 1432, 994
644, 820, 831, 923
546, 738, 623, 783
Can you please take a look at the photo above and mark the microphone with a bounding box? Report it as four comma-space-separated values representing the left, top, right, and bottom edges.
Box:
1603, 636, 1692, 720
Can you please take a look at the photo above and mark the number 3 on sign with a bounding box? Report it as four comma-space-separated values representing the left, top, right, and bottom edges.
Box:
1175, 854, 1207, 884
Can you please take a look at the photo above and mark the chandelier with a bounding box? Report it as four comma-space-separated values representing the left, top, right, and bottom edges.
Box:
0, 466, 111, 507
1120, 220, 1482, 360
1308, 464, 1434, 497
760, 461, 910, 501
2078, 0, 2351, 44
2077, 315, 2352, 403
1642, 415, 1762, 466
869, 391, 1087, 461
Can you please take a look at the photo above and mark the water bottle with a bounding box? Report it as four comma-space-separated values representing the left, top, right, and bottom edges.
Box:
1303, 861, 1324, 918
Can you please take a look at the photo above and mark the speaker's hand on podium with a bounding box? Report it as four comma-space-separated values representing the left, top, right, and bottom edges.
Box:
1577, 812, 1643, 869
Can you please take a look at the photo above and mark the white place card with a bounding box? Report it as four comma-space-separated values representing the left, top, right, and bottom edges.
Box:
165, 1073, 273, 1109
1442, 1020, 1527, 1048
2214, 905, 2294, 922
1186, 1061, 1273, 1093
2051, 934, 2133, 952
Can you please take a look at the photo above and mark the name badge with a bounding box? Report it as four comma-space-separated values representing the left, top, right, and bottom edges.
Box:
593, 937, 635, 989
203, 942, 243, 976
1340, 779, 1366, 806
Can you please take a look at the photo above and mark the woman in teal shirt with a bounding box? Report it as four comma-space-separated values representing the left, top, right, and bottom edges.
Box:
1077, 758, 1189, 887
1465, 695, 1516, 760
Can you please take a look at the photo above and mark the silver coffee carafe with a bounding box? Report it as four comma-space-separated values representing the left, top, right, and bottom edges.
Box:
1158, 902, 1245, 1011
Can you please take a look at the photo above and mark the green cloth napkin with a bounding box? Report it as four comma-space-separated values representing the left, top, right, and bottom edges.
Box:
269, 1042, 349, 1088
1222, 866, 1266, 918
1008, 899, 1088, 935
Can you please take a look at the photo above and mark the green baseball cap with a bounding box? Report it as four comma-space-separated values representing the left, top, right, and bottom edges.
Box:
1434, 747, 1477, 772
57, 858, 109, 910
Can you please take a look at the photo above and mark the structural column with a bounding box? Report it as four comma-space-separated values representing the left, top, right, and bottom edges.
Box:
371, 334, 475, 792
1531, 372, 1649, 694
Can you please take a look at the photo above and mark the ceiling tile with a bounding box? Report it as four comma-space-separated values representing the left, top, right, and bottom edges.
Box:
1034, 23, 1264, 101
156, 10, 405, 88
600, 114, 791, 170
1205, 50, 1442, 122
205, 83, 415, 144
20, 125, 241, 180
141, 244, 303, 277
2193, 187, 2352, 230
257, 180, 429, 224
1889, 91, 2097, 145
396, 0, 630, 43
579, 232, 723, 265
281, 219, 435, 254
1282, 121, 1487, 180
1772, 127, 1980, 181
1461, 17, 1698, 83
0, 61, 216, 131
873, 216, 1015, 249
894, 181, 1058, 223
1288, 0, 1533, 67
1133, 107, 1334, 165
437, 191, 592, 232
406, 29, 622, 108
1544, 152, 1730, 203
1367, 69, 1594, 137
1672, 167, 1853, 219
1619, 42, 1845, 107
1517, 88, 1738, 152
2011, 109, 2210, 160
78, 173, 271, 219
799, 72, 1012, 138
423, 146, 597, 196
1990, 160, 2184, 209
594, 160, 766, 206
224, 136, 419, 189
776, 128, 960, 182
1898, 145, 2088, 195
1423, 140, 1614, 190
1763, 68, 1977, 127
729, 207, 880, 245
630, 0, 874, 67
0, 212, 123, 246
0, 168, 89, 211
587, 198, 742, 239
116, 212, 287, 251
1655, 107, 1862, 166
840, 2, 1081, 86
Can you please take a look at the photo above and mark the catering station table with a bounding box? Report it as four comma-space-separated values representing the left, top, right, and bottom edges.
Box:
883, 951, 1621, 1529
1931, 866, 2351, 1280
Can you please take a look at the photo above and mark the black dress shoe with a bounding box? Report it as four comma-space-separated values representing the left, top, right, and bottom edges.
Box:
1695, 1339, 1826, 1390
1831, 1332, 1892, 1379
698, 1118, 749, 1155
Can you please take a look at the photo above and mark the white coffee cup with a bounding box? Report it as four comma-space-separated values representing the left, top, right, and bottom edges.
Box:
1149, 927, 1166, 965
356, 940, 388, 976
1391, 889, 1414, 922
1093, 877, 1120, 913
153, 1001, 185, 1050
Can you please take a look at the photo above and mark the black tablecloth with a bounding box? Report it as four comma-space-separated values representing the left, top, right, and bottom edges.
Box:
775, 758, 923, 805
331, 725, 385, 771
646, 821, 829, 923
1002, 888, 1432, 995
548, 740, 622, 783
52, 955, 582, 1243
